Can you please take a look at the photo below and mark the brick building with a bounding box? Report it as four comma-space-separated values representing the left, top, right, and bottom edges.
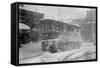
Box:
19, 8, 44, 29
19, 9, 44, 45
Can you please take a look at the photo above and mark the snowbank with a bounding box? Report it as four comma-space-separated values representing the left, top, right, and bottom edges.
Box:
19, 46, 96, 64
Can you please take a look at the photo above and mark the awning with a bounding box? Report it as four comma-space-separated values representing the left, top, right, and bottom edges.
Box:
19, 23, 30, 29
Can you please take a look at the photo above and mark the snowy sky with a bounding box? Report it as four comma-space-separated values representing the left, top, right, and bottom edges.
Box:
20, 4, 91, 22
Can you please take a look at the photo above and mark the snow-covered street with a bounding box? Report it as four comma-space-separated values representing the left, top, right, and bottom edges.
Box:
19, 45, 96, 64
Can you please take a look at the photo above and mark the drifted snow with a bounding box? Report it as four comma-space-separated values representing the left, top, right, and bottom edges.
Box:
19, 46, 96, 64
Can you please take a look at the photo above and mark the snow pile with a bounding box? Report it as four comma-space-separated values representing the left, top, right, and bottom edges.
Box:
19, 46, 96, 64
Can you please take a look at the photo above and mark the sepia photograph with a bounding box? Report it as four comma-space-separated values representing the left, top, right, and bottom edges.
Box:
18, 3, 96, 64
